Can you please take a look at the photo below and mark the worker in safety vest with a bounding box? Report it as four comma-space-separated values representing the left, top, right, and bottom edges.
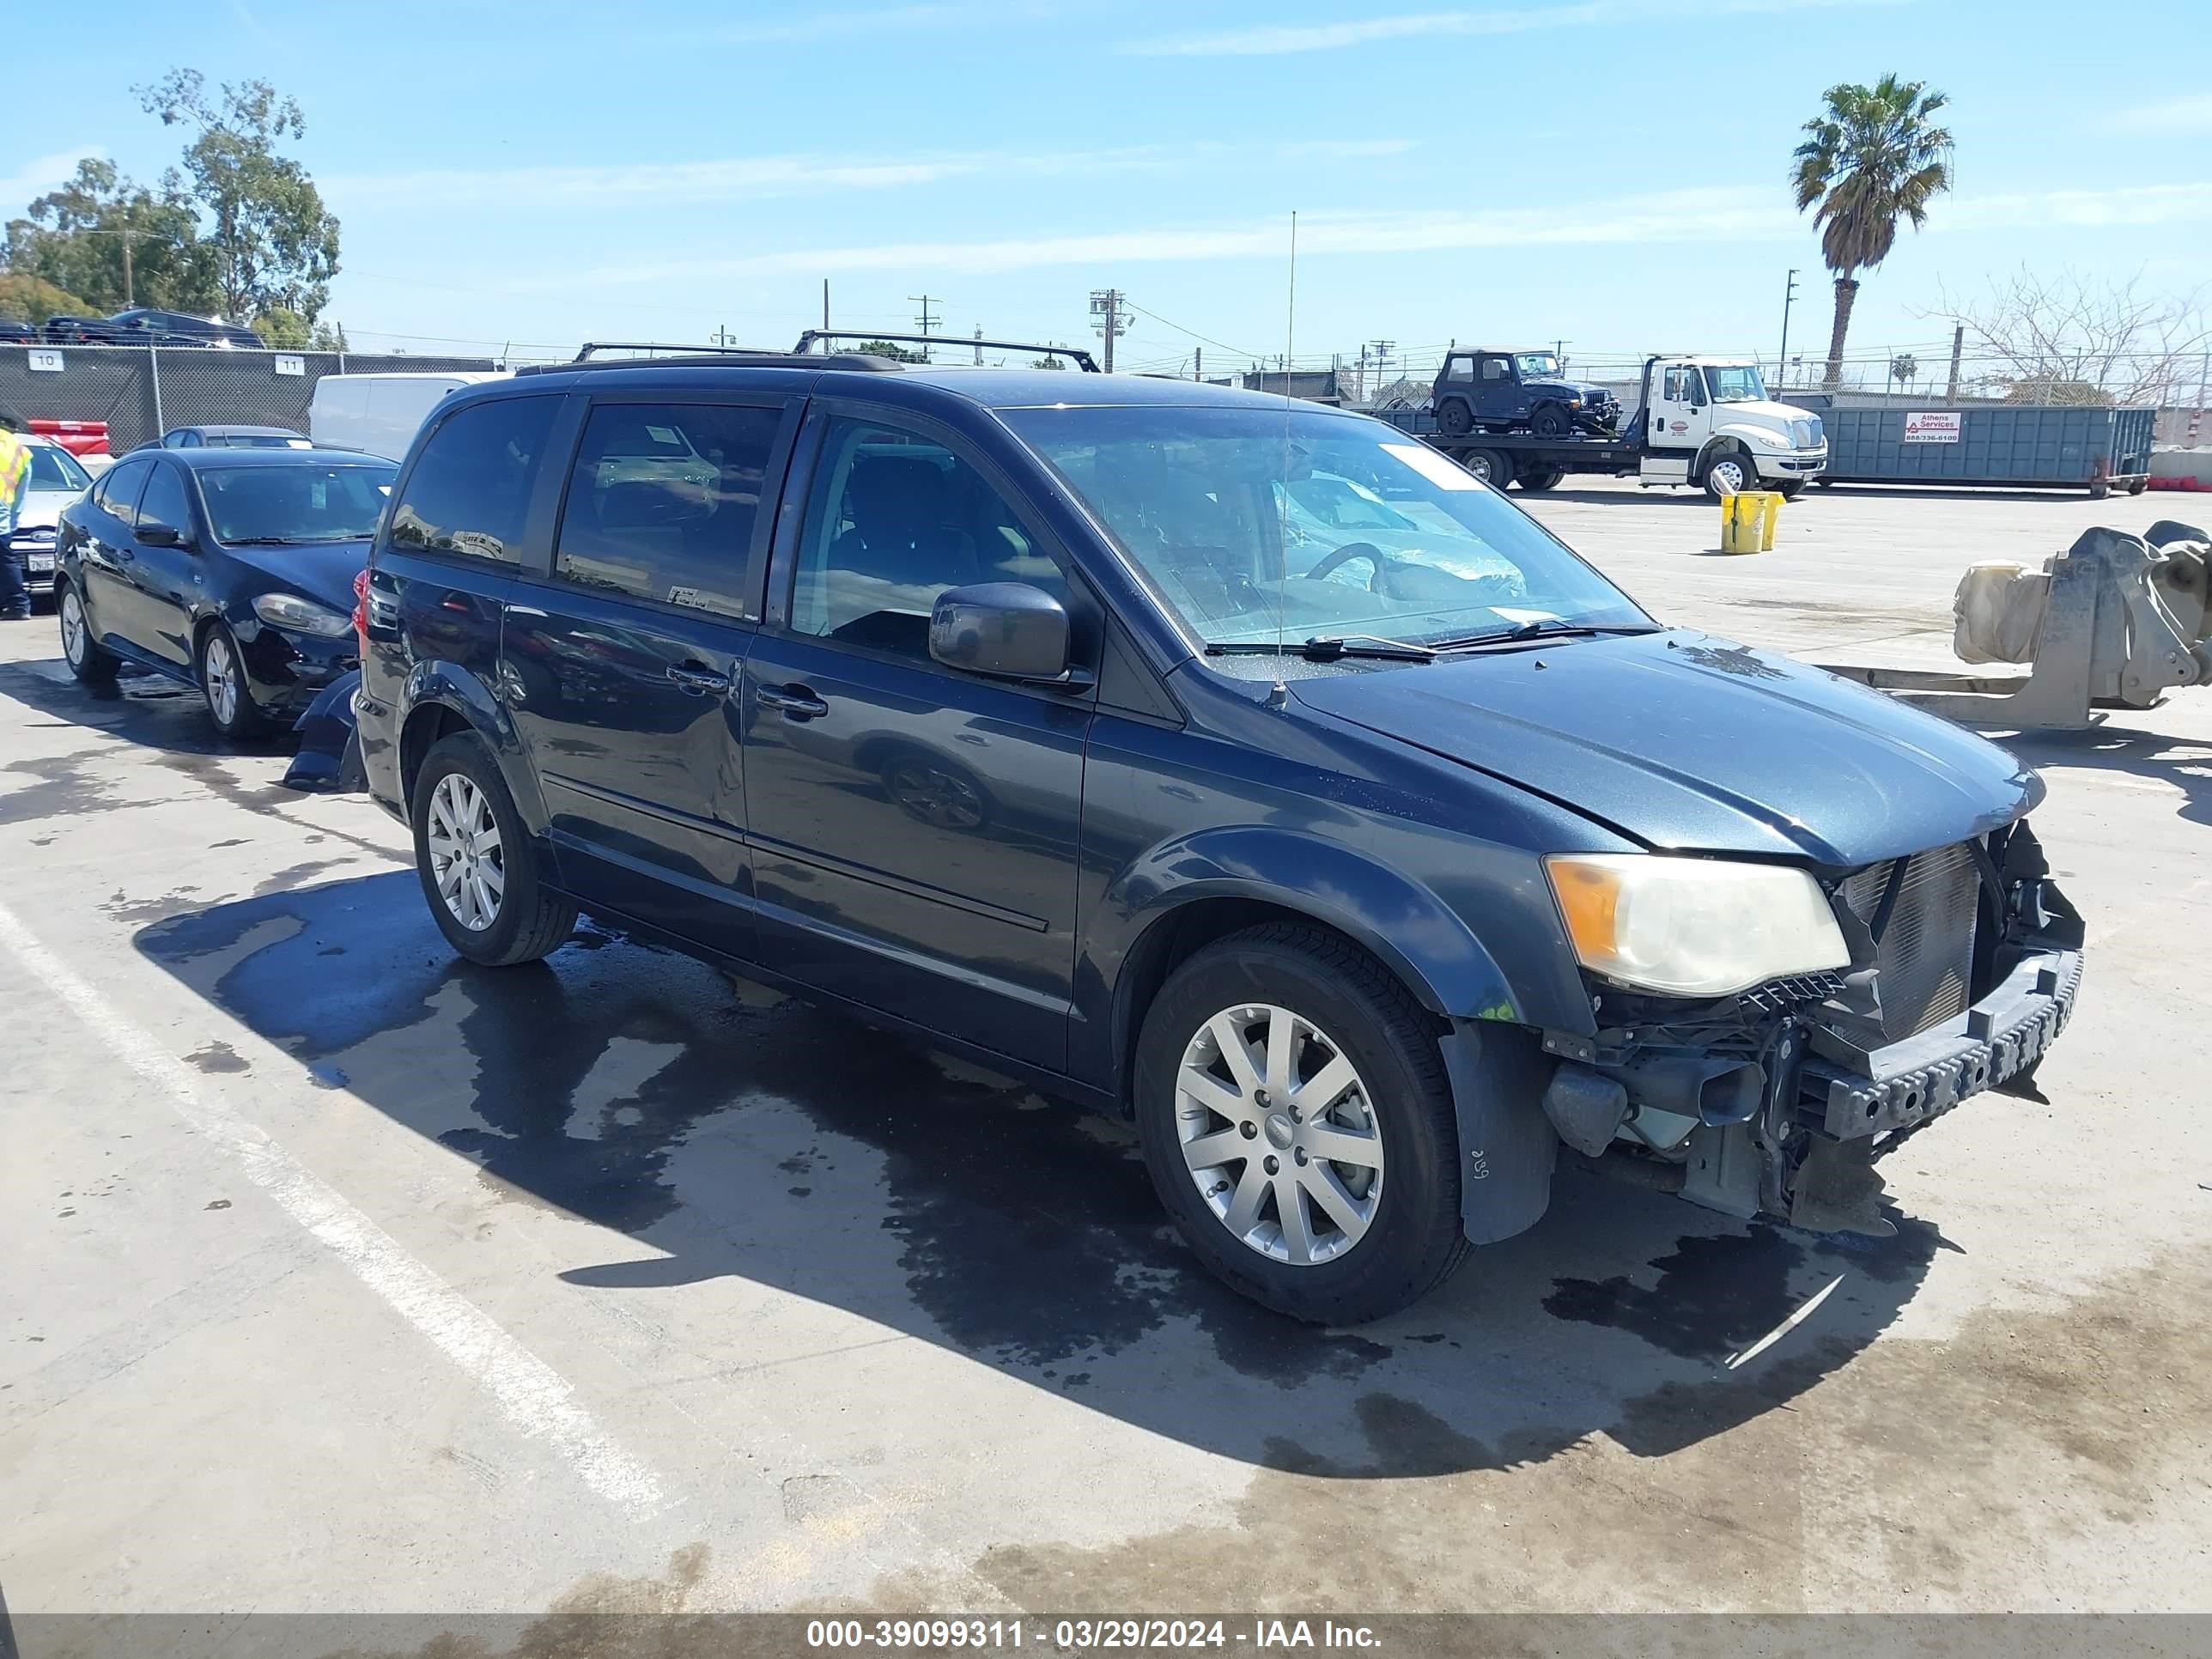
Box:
0, 407, 33, 621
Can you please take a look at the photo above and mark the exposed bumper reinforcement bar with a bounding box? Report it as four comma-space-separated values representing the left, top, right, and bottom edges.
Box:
1802, 945, 2083, 1139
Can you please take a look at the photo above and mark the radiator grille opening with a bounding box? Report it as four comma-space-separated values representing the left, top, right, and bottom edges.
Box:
1838, 843, 1979, 1039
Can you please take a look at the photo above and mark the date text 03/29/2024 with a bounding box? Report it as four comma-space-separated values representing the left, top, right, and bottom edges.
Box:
803, 1619, 1383, 1650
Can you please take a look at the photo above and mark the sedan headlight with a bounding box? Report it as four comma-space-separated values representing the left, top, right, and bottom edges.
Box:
1544, 854, 1849, 998
252, 592, 354, 637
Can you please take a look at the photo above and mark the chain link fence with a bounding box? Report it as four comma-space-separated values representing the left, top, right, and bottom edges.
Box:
0, 343, 499, 453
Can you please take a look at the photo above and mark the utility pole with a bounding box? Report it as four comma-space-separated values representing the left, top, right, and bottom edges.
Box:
823, 279, 830, 334
1945, 322, 1966, 402
1088, 288, 1129, 373
1193, 346, 1202, 381
710, 324, 740, 348
973, 326, 983, 366
1365, 339, 1395, 397
120, 207, 135, 309
909, 295, 939, 360
1554, 338, 1570, 371
1778, 268, 1799, 391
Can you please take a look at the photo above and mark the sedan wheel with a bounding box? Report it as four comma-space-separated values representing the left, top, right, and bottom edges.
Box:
60, 585, 117, 684
1176, 1002, 1385, 1267
426, 771, 506, 933
198, 625, 267, 738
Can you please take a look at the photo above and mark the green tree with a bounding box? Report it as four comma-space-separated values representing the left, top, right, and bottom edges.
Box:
849, 337, 930, 362
251, 307, 313, 348
1030, 355, 1068, 370
0, 270, 94, 322
136, 69, 342, 323
2, 158, 218, 315
1888, 351, 1918, 390
1791, 75, 1953, 388
308, 317, 349, 353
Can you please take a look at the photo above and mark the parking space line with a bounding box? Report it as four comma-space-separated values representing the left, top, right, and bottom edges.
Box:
0, 898, 671, 1522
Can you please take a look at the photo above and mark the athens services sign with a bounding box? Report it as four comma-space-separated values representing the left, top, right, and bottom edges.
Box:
1904, 410, 1963, 443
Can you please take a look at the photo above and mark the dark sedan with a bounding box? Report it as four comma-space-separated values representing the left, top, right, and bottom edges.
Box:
144, 425, 313, 452
54, 447, 394, 738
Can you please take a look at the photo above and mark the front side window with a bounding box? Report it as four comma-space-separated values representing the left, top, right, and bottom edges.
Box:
553, 401, 783, 619
135, 463, 193, 539
1004, 404, 1647, 649
789, 420, 1062, 660
386, 395, 557, 565
198, 464, 398, 545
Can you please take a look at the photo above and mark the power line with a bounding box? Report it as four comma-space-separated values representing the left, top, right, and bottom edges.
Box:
1118, 299, 1257, 361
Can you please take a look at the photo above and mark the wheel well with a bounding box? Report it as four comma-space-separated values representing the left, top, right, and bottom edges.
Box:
1110, 897, 1445, 1115
399, 702, 470, 813
1696, 437, 1749, 480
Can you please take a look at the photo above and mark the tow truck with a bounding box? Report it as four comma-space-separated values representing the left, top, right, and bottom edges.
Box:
1378, 353, 1829, 498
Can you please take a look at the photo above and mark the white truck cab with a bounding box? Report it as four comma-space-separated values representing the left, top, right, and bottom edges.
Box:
1634, 356, 1826, 499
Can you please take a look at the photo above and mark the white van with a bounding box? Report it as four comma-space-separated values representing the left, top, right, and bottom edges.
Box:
308, 371, 510, 461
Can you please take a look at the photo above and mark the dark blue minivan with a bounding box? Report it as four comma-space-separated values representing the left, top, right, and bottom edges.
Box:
356, 351, 2081, 1322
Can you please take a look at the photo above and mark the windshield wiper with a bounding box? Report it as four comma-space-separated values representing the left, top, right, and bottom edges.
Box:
1432, 621, 1661, 650
1207, 633, 1437, 663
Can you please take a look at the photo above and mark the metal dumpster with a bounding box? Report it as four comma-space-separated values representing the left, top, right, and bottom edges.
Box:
1783, 398, 2156, 495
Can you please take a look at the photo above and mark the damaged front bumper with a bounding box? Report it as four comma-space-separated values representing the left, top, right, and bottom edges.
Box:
1536, 819, 2083, 1238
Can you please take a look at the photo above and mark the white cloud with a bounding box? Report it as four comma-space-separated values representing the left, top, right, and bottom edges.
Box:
2110, 94, 2212, 133
0, 149, 100, 211
507, 179, 2212, 295
325, 138, 1414, 210
1123, 0, 1898, 57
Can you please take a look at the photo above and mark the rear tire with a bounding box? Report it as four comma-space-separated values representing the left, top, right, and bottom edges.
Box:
411, 732, 577, 966
1133, 923, 1469, 1324
1463, 448, 1515, 489
1436, 398, 1474, 438
58, 582, 117, 684
1529, 403, 1571, 437
1774, 479, 1807, 501
1516, 466, 1565, 492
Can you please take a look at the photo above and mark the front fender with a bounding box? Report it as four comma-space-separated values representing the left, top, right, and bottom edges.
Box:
397, 659, 551, 836
1100, 825, 1518, 1022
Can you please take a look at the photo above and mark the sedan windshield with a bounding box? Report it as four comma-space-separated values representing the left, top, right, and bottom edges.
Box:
1705, 365, 1768, 403
1003, 404, 1650, 648
196, 463, 397, 545
27, 445, 89, 491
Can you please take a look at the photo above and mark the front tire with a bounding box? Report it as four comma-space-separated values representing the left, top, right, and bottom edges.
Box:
1133, 923, 1468, 1323
198, 623, 270, 740
1704, 449, 1754, 499
411, 732, 577, 966
58, 582, 118, 684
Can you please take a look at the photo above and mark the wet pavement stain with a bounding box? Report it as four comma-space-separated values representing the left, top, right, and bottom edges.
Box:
185, 1039, 250, 1074
100, 884, 210, 924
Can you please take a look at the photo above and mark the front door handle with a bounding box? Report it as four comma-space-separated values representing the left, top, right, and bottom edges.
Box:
665, 661, 732, 696
756, 682, 829, 720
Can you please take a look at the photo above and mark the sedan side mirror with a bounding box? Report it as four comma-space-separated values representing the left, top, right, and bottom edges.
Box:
137, 523, 190, 550
929, 582, 1076, 683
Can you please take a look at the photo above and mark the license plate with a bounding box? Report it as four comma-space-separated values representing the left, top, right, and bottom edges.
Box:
27, 552, 54, 573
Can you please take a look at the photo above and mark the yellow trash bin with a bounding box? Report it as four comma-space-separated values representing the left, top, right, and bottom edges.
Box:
1720, 489, 1783, 553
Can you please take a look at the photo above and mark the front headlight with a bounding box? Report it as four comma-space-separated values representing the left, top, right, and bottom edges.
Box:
252, 592, 354, 638
1544, 854, 1849, 998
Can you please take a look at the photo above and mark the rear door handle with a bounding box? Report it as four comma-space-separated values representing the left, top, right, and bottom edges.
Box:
755, 682, 828, 720
666, 662, 733, 695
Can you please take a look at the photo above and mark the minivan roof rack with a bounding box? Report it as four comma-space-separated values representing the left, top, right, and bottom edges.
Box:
791, 329, 1102, 373
514, 342, 902, 377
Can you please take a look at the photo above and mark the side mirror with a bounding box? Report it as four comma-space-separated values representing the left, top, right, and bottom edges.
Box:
137, 523, 186, 549
929, 582, 1074, 683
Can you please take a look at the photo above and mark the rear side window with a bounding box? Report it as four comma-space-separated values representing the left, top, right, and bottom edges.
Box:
386, 395, 558, 565
92, 457, 152, 524
553, 401, 783, 619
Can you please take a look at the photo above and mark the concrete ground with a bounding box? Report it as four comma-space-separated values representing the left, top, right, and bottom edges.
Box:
2, 479, 2208, 1626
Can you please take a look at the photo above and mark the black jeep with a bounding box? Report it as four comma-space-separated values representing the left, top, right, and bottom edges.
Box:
1431, 349, 1620, 439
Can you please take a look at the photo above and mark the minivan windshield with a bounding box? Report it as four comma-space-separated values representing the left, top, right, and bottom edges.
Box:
1001, 404, 1650, 648
196, 462, 397, 545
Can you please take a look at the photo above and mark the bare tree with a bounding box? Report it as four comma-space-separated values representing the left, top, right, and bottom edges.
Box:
1921, 267, 2210, 406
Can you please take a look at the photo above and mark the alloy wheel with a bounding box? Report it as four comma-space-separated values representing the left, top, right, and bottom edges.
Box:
203, 633, 240, 726
60, 589, 87, 665
1176, 1002, 1386, 1267
426, 772, 505, 932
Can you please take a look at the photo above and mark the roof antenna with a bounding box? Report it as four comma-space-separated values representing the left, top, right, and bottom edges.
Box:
1269, 209, 1297, 708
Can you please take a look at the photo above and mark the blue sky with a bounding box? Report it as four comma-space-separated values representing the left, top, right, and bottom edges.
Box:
5, 0, 2207, 382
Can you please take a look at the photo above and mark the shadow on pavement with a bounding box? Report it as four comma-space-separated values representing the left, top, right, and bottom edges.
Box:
2006, 720, 2212, 831
134, 872, 1952, 1478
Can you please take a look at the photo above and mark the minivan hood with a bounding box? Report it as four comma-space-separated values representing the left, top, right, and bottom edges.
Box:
1290, 630, 2040, 866
224, 536, 368, 614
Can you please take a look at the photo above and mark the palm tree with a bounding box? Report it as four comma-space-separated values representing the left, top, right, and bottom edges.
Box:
1792, 76, 1954, 388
